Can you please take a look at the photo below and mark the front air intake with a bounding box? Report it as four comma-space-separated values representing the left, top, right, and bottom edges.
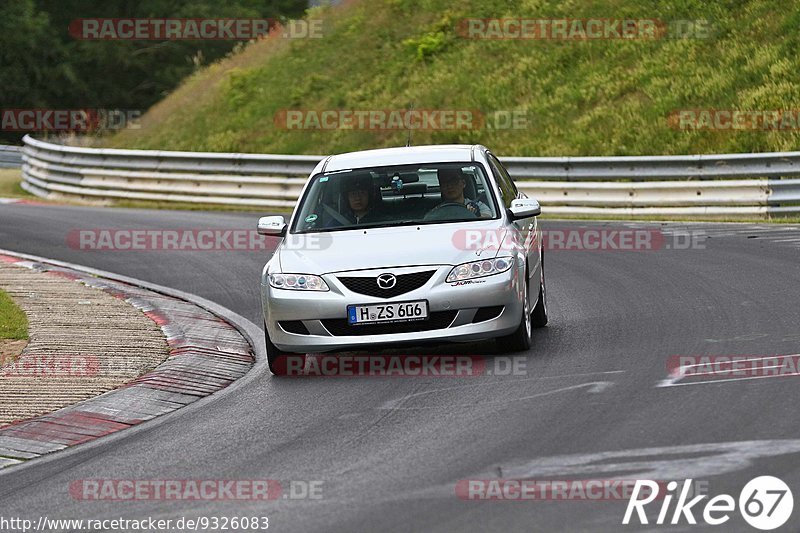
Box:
336, 270, 436, 298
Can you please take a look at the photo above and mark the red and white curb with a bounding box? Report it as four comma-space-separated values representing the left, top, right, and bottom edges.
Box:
0, 198, 44, 205
0, 252, 255, 469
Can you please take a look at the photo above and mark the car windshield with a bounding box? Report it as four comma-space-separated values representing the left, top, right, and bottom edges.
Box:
291, 163, 498, 233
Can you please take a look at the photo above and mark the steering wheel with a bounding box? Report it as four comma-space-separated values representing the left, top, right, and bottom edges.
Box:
424, 202, 478, 221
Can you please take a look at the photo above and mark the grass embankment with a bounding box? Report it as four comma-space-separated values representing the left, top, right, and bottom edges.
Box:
0, 169, 32, 199
106, 0, 800, 156
0, 289, 27, 341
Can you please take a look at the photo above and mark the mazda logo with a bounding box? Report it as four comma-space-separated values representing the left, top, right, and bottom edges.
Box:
376, 273, 397, 290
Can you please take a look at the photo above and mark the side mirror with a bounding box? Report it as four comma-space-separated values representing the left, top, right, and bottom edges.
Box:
508, 199, 541, 220
257, 216, 287, 236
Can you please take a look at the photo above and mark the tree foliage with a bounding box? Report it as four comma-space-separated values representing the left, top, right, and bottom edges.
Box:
0, 0, 307, 143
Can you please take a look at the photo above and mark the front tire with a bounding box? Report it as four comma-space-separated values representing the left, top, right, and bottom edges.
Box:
532, 248, 548, 328
496, 278, 532, 353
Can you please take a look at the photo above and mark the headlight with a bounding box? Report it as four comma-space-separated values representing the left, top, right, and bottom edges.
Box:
269, 273, 329, 291
446, 257, 513, 282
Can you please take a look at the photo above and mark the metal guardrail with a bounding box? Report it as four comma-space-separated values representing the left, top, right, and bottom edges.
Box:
0, 145, 22, 169
19, 135, 800, 217
501, 152, 800, 180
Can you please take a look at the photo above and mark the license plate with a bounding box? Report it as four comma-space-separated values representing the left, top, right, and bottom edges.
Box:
347, 300, 429, 325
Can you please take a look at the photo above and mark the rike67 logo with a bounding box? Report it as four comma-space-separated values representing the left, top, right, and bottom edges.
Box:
623, 476, 793, 530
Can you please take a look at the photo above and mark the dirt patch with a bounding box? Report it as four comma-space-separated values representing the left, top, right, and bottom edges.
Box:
0, 339, 27, 367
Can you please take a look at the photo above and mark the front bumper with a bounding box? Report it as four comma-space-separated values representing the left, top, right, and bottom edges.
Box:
261, 263, 525, 353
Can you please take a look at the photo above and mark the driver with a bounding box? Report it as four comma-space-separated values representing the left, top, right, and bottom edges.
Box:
431, 167, 491, 218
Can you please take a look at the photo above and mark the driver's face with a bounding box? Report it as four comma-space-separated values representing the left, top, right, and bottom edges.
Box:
439, 176, 465, 202
348, 188, 369, 212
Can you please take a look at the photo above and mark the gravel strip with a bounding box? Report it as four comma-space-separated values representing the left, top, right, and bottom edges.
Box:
0, 253, 254, 468
0, 262, 169, 424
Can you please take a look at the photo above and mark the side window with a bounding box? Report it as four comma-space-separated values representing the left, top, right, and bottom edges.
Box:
488, 154, 516, 208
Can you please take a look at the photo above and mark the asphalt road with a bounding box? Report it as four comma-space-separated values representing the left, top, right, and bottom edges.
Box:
1, 202, 800, 532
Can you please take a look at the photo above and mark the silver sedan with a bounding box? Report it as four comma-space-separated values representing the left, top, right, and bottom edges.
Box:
259, 145, 547, 375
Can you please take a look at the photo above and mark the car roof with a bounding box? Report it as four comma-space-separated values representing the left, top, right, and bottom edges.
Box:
322, 145, 486, 172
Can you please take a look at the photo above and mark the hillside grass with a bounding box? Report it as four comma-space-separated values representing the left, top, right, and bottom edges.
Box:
105, 0, 800, 157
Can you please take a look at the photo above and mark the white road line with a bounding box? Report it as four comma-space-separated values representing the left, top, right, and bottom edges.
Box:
684, 363, 787, 376
678, 354, 800, 369
657, 372, 800, 388
658, 354, 800, 387
379, 376, 620, 410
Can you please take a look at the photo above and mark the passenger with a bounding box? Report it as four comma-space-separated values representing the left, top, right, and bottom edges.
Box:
327, 174, 383, 226
430, 167, 491, 218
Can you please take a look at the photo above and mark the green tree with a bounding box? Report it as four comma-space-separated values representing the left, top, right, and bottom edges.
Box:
0, 0, 307, 143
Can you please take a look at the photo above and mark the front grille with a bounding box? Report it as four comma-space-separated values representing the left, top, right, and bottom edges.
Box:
321, 311, 457, 336
472, 306, 504, 323
336, 270, 436, 298
279, 320, 310, 335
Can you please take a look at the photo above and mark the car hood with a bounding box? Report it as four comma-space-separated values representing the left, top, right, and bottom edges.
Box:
277, 220, 509, 274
